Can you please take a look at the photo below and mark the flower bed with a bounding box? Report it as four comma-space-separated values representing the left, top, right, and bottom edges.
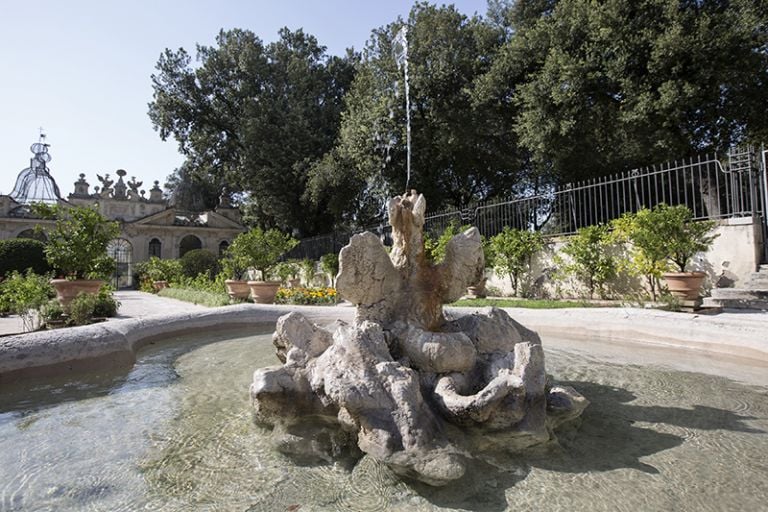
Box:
275, 287, 337, 305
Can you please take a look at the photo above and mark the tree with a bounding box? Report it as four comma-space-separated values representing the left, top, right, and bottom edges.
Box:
149, 28, 356, 234
482, 0, 768, 183
558, 224, 617, 299
488, 227, 544, 297
307, 3, 523, 228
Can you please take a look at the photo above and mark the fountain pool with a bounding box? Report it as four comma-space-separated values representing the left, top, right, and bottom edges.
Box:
1, 325, 766, 511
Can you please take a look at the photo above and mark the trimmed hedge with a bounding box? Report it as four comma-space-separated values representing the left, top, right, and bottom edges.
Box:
0, 238, 51, 277
180, 249, 220, 279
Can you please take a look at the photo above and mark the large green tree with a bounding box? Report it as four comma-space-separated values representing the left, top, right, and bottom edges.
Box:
148, 28, 356, 234
307, 3, 525, 228
480, 0, 768, 183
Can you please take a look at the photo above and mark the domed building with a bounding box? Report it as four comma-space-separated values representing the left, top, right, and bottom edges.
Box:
0, 137, 246, 287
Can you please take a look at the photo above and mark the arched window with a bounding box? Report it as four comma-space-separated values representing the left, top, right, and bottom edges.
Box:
148, 238, 162, 259
218, 240, 230, 256
179, 234, 202, 257
17, 229, 47, 242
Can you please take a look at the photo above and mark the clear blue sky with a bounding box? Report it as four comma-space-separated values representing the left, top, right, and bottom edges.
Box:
0, 0, 488, 198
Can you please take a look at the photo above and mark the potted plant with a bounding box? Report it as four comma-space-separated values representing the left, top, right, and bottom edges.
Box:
230, 228, 298, 304
221, 251, 251, 300
274, 261, 301, 288
37, 205, 120, 309
614, 204, 718, 301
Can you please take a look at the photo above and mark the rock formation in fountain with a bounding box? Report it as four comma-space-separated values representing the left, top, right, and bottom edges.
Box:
250, 191, 588, 485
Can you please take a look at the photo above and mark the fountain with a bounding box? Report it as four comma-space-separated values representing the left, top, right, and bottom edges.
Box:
250, 190, 588, 485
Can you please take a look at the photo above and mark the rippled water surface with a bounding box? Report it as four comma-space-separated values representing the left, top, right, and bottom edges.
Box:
1, 328, 767, 511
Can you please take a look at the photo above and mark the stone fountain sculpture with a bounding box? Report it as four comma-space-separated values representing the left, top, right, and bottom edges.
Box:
250, 191, 588, 485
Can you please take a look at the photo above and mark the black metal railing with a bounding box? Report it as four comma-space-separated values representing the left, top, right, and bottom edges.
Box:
289, 146, 767, 261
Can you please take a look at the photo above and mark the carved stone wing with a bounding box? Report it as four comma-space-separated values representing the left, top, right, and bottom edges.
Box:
438, 227, 485, 303
336, 232, 401, 306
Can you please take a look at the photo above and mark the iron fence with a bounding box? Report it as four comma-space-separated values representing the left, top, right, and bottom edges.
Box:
288, 145, 767, 261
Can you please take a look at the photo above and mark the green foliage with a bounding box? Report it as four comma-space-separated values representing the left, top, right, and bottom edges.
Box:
149, 28, 356, 234
68, 292, 98, 326
93, 286, 120, 318
273, 261, 300, 284
451, 297, 616, 309
300, 259, 316, 286
220, 251, 250, 281
228, 228, 298, 279
424, 222, 471, 264
173, 272, 228, 295
612, 204, 719, 298
0, 270, 55, 331
558, 224, 617, 299
133, 258, 183, 292
42, 205, 120, 279
158, 287, 231, 307
319, 253, 339, 286
488, 227, 544, 297
0, 238, 50, 277
307, 4, 518, 227
483, 0, 768, 183
180, 249, 220, 279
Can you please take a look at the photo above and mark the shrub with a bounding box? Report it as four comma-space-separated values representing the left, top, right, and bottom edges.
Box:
180, 249, 220, 279
68, 292, 98, 326
93, 286, 120, 318
228, 228, 298, 280
557, 224, 617, 299
320, 253, 339, 287
300, 259, 316, 286
273, 261, 300, 284
0, 270, 55, 331
0, 238, 51, 277
38, 205, 120, 279
134, 257, 183, 291
488, 227, 544, 297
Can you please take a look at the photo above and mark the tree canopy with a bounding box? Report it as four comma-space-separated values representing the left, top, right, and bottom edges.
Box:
150, 1, 768, 235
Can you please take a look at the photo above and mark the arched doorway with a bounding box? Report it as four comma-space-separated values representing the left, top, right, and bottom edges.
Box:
107, 238, 133, 289
179, 234, 202, 258
218, 240, 230, 256
148, 238, 162, 259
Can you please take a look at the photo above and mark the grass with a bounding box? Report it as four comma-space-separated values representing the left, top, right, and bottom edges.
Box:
451, 297, 619, 309
158, 287, 232, 307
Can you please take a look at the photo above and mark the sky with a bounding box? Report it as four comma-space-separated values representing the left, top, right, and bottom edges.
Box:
0, 0, 488, 198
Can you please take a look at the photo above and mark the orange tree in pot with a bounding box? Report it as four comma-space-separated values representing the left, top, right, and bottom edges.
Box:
34, 204, 120, 309
614, 204, 718, 301
228, 227, 298, 304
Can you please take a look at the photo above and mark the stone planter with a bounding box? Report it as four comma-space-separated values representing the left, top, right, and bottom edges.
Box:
247, 280, 282, 304
225, 279, 251, 301
663, 271, 707, 300
50, 279, 104, 310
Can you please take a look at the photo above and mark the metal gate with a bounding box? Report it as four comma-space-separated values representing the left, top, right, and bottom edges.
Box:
108, 238, 133, 289
729, 145, 768, 263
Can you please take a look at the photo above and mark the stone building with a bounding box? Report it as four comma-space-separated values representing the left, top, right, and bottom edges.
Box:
0, 138, 245, 287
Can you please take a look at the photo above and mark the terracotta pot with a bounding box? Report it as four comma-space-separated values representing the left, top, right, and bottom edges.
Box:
225, 279, 251, 300
662, 271, 706, 300
152, 280, 169, 292
247, 280, 281, 304
50, 279, 104, 310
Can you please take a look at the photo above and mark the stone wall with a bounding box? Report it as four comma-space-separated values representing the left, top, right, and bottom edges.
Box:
485, 217, 765, 298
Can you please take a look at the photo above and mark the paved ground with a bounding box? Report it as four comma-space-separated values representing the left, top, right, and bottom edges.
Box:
2, 291, 767, 365
0, 290, 208, 336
